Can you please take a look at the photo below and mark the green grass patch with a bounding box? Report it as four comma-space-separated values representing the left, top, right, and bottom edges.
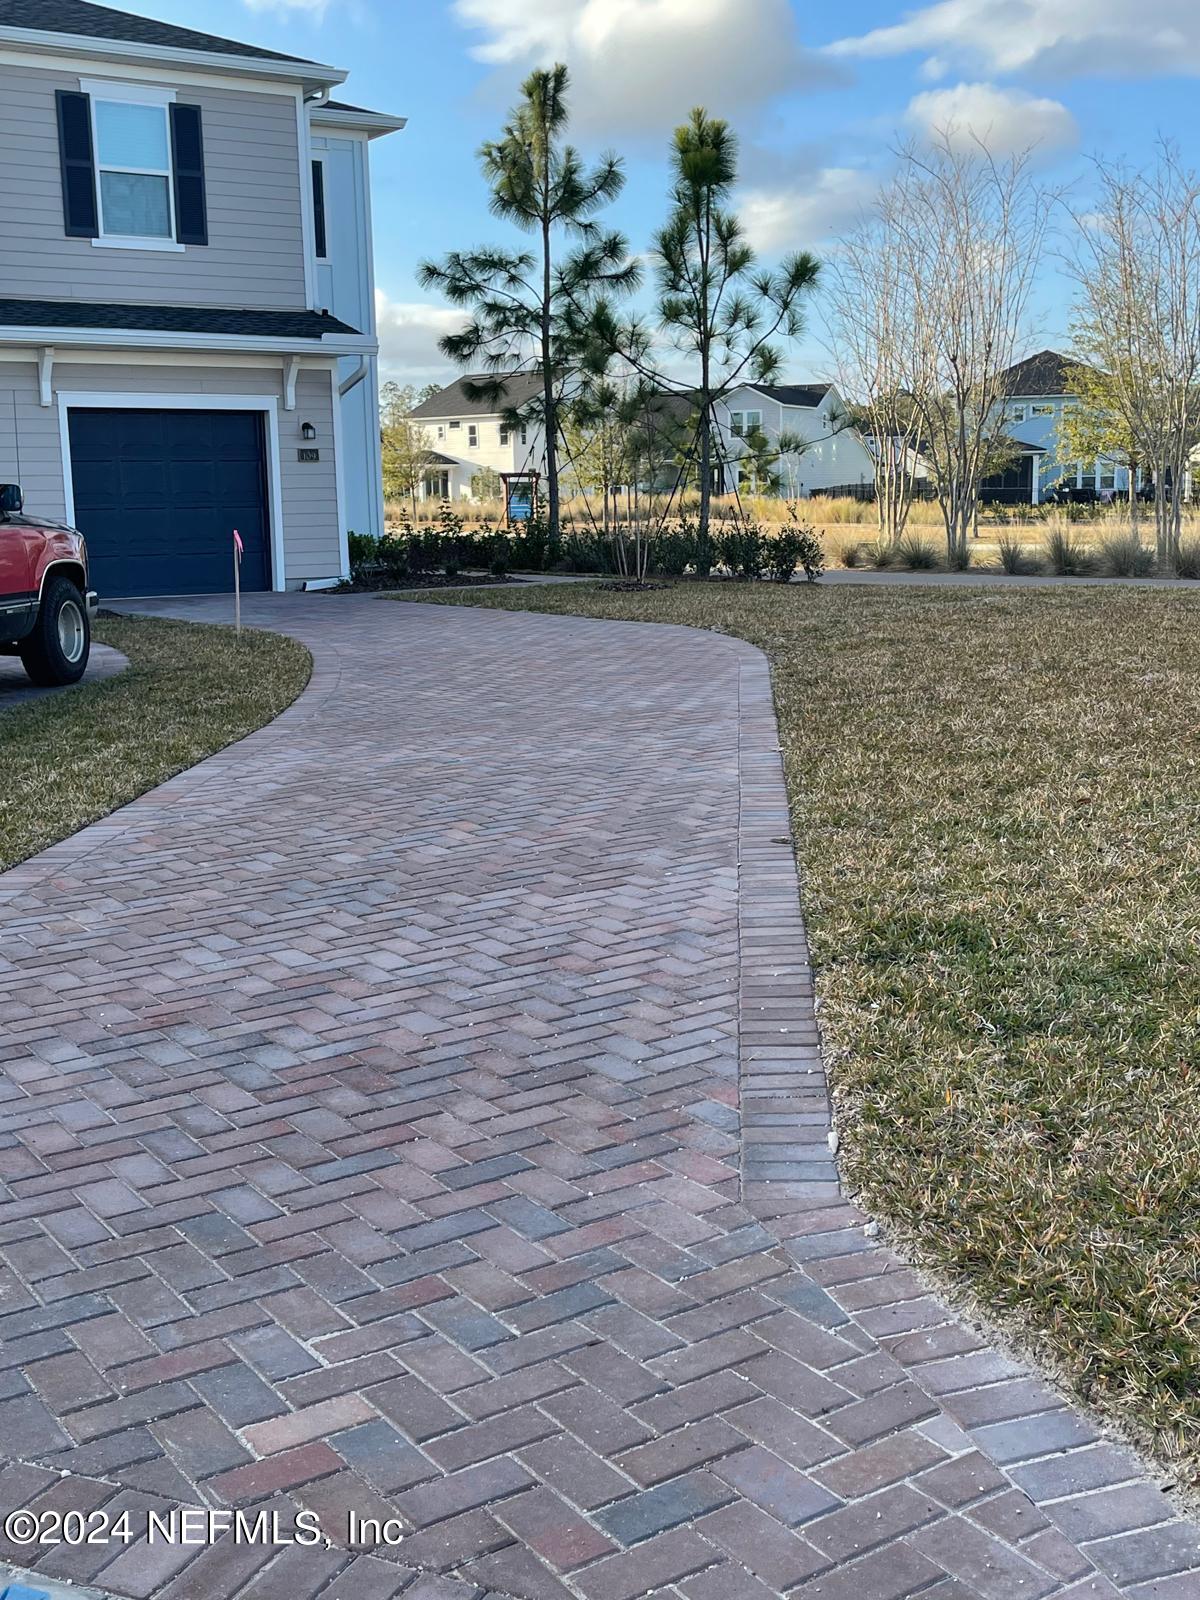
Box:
0, 615, 310, 872
404, 578, 1200, 1477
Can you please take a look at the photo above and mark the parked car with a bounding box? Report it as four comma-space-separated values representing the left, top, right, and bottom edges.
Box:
0, 484, 97, 686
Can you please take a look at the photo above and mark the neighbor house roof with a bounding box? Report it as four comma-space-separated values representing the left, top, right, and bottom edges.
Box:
999, 350, 1096, 398
0, 0, 313, 62
743, 383, 832, 409
0, 298, 360, 339
410, 374, 545, 420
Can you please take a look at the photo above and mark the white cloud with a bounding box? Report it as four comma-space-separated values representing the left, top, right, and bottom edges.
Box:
738, 168, 879, 254
904, 82, 1078, 156
374, 293, 467, 383
453, 0, 833, 134
829, 0, 1200, 79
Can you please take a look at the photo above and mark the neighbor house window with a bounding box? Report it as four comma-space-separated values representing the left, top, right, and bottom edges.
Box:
1030, 403, 1055, 417
468, 424, 478, 448
311, 159, 328, 260
1098, 460, 1116, 490
499, 427, 510, 445
436, 425, 445, 441
1009, 404, 1027, 422
94, 97, 174, 239
730, 409, 762, 438
520, 425, 527, 445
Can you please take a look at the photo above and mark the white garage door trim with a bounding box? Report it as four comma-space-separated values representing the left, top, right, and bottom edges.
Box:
56, 391, 287, 594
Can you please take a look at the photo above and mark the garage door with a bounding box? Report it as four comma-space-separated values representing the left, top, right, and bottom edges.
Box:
67, 409, 271, 597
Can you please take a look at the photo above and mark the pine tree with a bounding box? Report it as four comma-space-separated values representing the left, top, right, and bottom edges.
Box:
419, 66, 636, 536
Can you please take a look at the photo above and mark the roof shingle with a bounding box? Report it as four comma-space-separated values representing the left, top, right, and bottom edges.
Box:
0, 0, 314, 65
0, 298, 360, 339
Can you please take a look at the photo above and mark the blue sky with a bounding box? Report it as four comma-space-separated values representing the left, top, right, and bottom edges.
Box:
129, 0, 1199, 384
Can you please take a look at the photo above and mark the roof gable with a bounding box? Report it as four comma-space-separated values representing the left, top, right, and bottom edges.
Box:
999, 350, 1090, 398
0, 0, 314, 65
410, 374, 544, 420
743, 382, 832, 409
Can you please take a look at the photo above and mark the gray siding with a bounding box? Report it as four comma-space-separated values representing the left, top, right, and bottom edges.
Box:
0, 358, 342, 586
0, 63, 308, 309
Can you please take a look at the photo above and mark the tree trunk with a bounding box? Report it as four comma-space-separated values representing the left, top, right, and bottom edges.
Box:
540, 212, 559, 540
698, 406, 712, 539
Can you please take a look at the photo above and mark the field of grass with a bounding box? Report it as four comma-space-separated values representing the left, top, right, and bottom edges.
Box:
405, 578, 1200, 1480
0, 615, 310, 872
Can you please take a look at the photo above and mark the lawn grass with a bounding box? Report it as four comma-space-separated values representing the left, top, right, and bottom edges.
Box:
403, 578, 1200, 1479
0, 615, 310, 873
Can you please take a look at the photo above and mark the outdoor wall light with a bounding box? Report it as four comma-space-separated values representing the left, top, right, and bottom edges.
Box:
300, 422, 317, 441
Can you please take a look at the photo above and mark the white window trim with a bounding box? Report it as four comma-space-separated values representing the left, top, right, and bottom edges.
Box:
85, 80, 181, 251
56, 391, 287, 594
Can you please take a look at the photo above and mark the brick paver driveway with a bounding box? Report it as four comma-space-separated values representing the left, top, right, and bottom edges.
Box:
1, 595, 1196, 1600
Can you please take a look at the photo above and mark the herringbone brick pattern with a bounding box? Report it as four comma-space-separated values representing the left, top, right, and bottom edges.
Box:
0, 595, 1196, 1600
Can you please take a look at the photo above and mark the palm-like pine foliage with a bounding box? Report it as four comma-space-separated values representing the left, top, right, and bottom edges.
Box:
419, 65, 637, 534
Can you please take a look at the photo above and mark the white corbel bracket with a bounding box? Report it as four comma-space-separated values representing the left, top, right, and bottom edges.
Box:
37, 346, 54, 408
283, 354, 301, 411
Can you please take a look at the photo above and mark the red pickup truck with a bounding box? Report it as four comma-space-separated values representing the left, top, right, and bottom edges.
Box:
0, 483, 97, 686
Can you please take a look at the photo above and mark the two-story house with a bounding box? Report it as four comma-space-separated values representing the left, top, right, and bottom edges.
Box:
408, 375, 544, 505
0, 0, 402, 597
408, 373, 878, 507
990, 350, 1130, 504
716, 382, 878, 498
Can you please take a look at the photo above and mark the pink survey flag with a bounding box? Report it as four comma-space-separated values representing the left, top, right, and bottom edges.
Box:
233, 528, 244, 558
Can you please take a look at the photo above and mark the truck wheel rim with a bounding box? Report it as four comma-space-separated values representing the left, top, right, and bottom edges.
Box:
58, 600, 85, 665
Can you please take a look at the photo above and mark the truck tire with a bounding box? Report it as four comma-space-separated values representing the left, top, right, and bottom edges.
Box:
19, 575, 90, 686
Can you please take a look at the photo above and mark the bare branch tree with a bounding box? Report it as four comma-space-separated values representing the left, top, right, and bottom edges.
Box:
821, 223, 924, 542
1066, 142, 1200, 568
863, 134, 1052, 563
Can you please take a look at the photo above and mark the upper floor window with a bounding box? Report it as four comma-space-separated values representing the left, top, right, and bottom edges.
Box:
1030, 402, 1055, 417
499, 427, 510, 446
730, 409, 762, 438
1009, 404, 1027, 422
56, 85, 207, 249
95, 99, 173, 239
311, 159, 328, 261
436, 425, 445, 441
467, 424, 479, 448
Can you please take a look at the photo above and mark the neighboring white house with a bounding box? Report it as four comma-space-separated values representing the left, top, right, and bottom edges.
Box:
0, 0, 402, 597
716, 382, 878, 497
408, 373, 879, 505
408, 374, 545, 503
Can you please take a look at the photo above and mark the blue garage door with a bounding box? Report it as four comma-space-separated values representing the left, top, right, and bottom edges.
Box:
68, 408, 271, 597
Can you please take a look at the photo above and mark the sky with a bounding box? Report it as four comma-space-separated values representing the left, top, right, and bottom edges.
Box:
118, 0, 1200, 387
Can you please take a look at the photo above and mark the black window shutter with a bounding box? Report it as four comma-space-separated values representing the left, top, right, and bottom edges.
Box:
55, 90, 98, 238
311, 159, 327, 259
170, 103, 208, 246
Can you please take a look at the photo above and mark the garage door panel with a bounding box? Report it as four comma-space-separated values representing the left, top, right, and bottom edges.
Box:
68, 408, 271, 597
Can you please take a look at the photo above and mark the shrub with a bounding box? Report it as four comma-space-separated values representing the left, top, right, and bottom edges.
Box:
486, 533, 512, 578
654, 530, 692, 577
718, 526, 765, 580
864, 541, 894, 569
347, 531, 379, 572
839, 540, 865, 568
895, 535, 938, 571
1046, 526, 1096, 576
1176, 540, 1200, 580
1099, 533, 1156, 578
767, 531, 801, 584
